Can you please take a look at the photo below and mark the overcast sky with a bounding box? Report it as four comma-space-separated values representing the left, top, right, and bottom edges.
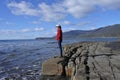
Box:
0, 0, 120, 40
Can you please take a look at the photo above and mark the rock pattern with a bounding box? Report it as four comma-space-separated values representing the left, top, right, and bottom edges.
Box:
63, 42, 120, 80
41, 41, 120, 80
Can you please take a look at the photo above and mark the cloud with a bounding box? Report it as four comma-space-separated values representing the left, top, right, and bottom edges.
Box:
21, 27, 45, 33
77, 21, 92, 26
7, 0, 120, 21
21, 28, 31, 33
96, 0, 120, 10
0, 19, 16, 26
34, 27, 44, 31
61, 20, 93, 27
7, 1, 39, 16
0, 30, 17, 34
62, 20, 72, 25
7, 1, 66, 21
0, 27, 45, 39
0, 27, 45, 34
63, 0, 94, 18
63, 0, 120, 18
38, 3, 66, 21
4, 22, 16, 26
32, 21, 41, 25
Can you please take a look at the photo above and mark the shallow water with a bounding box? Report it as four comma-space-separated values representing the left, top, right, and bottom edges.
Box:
0, 39, 59, 80
0, 38, 119, 80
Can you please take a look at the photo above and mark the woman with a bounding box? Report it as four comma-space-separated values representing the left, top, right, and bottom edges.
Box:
56, 24, 63, 57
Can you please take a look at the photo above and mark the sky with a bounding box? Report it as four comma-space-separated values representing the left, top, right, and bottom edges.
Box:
0, 0, 120, 40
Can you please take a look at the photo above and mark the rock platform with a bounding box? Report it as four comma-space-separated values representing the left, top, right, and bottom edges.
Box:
41, 41, 120, 80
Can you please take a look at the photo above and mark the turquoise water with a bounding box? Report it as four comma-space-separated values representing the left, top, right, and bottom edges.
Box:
0, 38, 119, 79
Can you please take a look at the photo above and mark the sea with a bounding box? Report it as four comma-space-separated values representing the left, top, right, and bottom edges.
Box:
0, 38, 120, 80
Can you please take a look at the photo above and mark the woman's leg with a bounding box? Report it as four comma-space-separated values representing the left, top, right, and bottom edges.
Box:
58, 40, 63, 57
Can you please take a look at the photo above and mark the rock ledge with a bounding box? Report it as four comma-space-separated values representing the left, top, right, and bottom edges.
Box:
41, 42, 120, 80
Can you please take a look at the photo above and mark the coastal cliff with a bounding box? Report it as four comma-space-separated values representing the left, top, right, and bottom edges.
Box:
41, 41, 120, 80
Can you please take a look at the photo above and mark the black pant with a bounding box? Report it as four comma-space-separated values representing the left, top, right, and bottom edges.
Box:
58, 40, 63, 57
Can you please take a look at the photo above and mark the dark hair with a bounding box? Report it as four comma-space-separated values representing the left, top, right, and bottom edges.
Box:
58, 26, 61, 29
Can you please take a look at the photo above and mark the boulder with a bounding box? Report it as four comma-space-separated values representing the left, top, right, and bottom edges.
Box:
42, 57, 64, 76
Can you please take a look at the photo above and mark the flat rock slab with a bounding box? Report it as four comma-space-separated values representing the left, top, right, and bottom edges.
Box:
63, 42, 120, 80
42, 57, 64, 76
41, 41, 120, 80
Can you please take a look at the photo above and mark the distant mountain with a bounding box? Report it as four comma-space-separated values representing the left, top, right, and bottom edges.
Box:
35, 37, 53, 40
63, 24, 120, 38
35, 24, 120, 40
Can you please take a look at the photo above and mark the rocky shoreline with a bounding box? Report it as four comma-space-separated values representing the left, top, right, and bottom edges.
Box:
41, 41, 120, 80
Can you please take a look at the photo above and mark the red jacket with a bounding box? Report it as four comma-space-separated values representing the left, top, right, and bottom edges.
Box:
56, 28, 62, 41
